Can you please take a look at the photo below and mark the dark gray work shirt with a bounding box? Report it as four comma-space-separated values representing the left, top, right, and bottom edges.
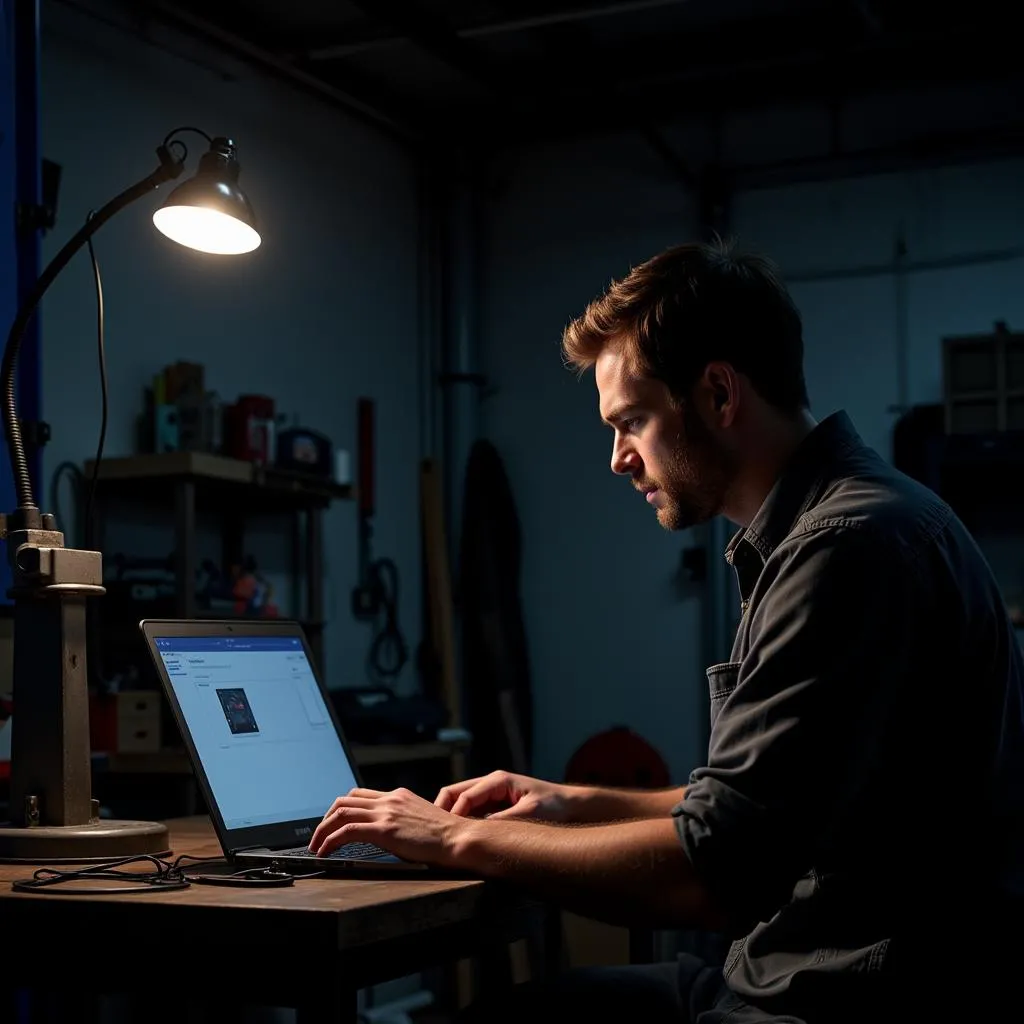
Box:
673, 411, 1024, 1014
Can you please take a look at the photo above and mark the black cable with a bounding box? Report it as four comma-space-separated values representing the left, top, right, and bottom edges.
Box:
10, 853, 205, 895
167, 139, 187, 164
163, 125, 211, 149
81, 212, 110, 693
84, 210, 107, 551
10, 853, 324, 895
188, 867, 323, 888
366, 556, 409, 686
48, 459, 85, 543
159, 127, 212, 174
2, 158, 182, 513
48, 458, 105, 688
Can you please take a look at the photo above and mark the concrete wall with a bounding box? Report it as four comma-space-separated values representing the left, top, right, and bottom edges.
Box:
38, 0, 424, 692
481, 80, 1024, 782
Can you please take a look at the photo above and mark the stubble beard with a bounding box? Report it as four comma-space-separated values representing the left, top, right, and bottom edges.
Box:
655, 407, 736, 532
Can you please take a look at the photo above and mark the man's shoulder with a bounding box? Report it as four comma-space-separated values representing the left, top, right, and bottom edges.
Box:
787, 446, 953, 555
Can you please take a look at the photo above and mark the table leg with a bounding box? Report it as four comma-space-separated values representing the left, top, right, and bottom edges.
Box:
0, 988, 28, 1024
629, 927, 656, 965
1, 990, 100, 1024
295, 978, 357, 1024
543, 903, 566, 978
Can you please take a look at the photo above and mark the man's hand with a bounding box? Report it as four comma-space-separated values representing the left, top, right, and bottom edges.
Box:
309, 787, 470, 865
311, 787, 724, 931
435, 771, 573, 822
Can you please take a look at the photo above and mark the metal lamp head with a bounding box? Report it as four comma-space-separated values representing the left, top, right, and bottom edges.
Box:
152, 137, 261, 255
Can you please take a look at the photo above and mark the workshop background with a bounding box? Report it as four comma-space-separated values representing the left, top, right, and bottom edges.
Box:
2, 0, 1022, 1019
2, 0, 1023, 910
4, 0, 1024, 786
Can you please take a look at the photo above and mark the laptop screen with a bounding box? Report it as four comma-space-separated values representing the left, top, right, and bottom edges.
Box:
154, 633, 358, 831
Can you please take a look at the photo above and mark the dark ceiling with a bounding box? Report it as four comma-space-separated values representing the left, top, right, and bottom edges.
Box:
136, 0, 1022, 152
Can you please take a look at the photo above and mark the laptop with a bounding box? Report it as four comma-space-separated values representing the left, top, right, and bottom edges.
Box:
140, 618, 430, 875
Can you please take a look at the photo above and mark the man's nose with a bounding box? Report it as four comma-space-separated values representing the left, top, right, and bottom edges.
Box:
611, 438, 638, 476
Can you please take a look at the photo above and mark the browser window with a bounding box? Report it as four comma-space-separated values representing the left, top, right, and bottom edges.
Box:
155, 635, 357, 829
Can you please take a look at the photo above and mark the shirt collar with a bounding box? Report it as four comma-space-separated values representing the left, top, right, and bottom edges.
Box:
725, 411, 864, 566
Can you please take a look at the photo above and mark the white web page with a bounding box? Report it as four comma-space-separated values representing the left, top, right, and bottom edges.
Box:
161, 646, 357, 830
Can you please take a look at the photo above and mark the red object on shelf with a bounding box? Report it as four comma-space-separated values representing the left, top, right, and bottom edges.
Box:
224, 394, 276, 463
89, 691, 117, 753
88, 691, 161, 754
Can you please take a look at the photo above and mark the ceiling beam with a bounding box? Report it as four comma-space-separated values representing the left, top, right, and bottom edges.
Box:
731, 123, 1024, 192
641, 126, 698, 190
484, 23, 1024, 147
306, 0, 690, 61
850, 0, 883, 34
529, 10, 1013, 99
344, 0, 503, 94
142, 0, 422, 143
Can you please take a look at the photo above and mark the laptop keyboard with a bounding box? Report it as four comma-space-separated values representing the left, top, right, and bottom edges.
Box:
276, 841, 389, 861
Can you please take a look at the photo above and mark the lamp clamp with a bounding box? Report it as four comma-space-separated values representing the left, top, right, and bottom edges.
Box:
154, 143, 187, 182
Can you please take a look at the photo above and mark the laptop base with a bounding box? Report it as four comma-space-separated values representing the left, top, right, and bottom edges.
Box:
234, 847, 430, 876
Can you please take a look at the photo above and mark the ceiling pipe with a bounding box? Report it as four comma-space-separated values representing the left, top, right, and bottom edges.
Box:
306, 0, 691, 60
145, 0, 422, 144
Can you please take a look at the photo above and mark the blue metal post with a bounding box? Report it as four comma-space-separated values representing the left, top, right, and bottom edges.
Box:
12, 0, 42, 499
0, 1, 18, 603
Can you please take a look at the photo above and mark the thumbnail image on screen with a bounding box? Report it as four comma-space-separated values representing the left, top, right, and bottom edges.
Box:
216, 687, 259, 735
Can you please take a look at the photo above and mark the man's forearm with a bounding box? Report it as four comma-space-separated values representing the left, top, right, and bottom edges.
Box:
453, 814, 723, 931
564, 785, 686, 823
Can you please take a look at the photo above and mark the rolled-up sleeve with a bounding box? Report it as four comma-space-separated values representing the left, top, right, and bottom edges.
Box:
673, 524, 919, 926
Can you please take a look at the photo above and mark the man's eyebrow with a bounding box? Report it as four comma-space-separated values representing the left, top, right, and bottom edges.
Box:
602, 404, 641, 426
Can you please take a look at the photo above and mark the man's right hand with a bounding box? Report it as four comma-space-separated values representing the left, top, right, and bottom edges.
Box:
434, 771, 573, 823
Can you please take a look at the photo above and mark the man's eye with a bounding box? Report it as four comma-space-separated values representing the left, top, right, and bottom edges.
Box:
622, 417, 642, 432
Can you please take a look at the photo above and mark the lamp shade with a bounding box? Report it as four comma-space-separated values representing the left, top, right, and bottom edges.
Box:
153, 136, 261, 255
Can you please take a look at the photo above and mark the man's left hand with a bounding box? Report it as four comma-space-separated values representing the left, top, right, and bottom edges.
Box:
308, 787, 470, 866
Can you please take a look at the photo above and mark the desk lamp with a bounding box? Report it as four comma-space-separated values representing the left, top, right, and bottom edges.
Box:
0, 127, 260, 860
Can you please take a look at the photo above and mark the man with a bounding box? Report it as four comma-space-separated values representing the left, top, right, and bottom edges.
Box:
310, 240, 1024, 1021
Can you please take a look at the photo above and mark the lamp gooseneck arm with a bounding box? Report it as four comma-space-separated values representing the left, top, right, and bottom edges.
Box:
1, 151, 184, 520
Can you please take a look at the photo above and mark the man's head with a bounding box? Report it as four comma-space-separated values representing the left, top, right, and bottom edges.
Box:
562, 238, 809, 530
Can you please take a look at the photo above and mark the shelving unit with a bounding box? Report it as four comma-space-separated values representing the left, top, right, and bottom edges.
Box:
84, 451, 352, 678
944, 324, 1024, 434
83, 454, 472, 828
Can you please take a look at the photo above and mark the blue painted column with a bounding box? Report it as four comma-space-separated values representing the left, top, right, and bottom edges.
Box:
0, 1, 18, 529
0, 0, 43, 606
12, 0, 42, 500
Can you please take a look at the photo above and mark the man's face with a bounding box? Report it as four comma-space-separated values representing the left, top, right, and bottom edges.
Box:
596, 347, 736, 531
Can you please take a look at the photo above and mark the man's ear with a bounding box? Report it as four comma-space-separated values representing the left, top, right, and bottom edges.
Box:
702, 362, 740, 425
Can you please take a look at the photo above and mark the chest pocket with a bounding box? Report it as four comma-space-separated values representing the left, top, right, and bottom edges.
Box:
706, 661, 741, 732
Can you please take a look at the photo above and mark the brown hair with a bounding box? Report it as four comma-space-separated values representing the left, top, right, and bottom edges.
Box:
561, 238, 809, 415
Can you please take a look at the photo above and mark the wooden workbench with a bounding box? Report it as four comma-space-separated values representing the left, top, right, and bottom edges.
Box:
0, 816, 539, 1023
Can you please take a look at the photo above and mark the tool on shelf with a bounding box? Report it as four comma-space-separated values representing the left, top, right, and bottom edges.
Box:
351, 397, 409, 687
